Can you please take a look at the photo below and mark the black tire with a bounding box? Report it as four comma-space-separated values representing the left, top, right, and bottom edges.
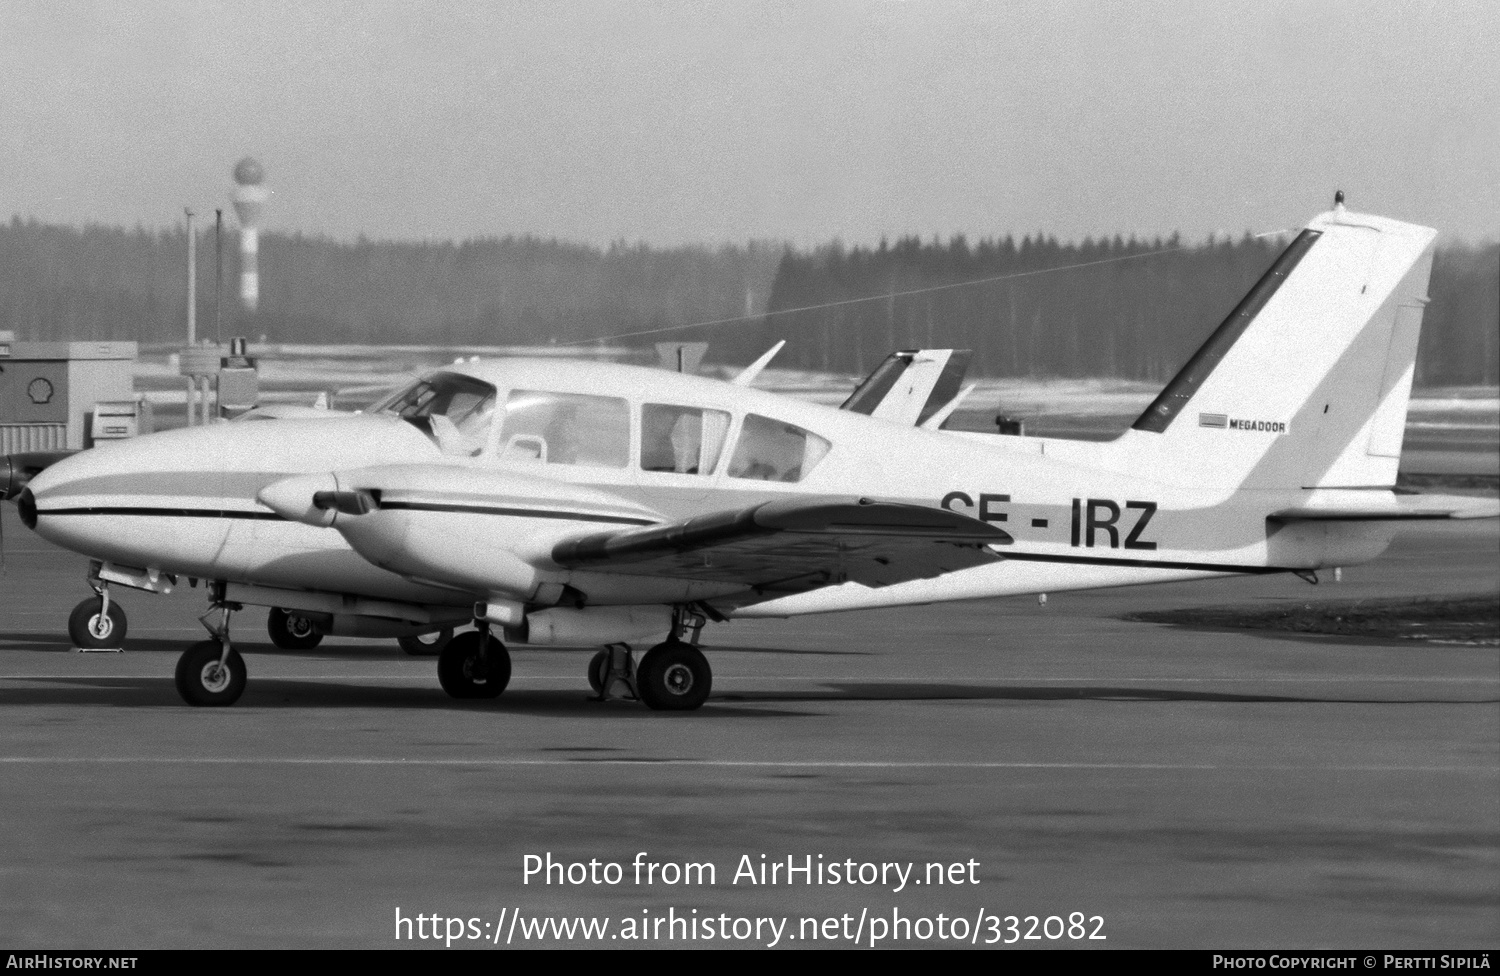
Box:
267, 608, 323, 649
399, 626, 454, 657
68, 596, 127, 648
587, 648, 610, 694
637, 641, 711, 711
437, 631, 510, 700
174, 640, 247, 707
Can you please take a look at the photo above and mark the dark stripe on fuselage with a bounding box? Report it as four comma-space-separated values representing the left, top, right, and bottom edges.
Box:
38, 506, 283, 520
998, 550, 1289, 575
39, 502, 657, 527
376, 501, 656, 525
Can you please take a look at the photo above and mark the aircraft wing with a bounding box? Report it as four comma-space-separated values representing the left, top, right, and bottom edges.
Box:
1269, 493, 1500, 521
551, 497, 1008, 592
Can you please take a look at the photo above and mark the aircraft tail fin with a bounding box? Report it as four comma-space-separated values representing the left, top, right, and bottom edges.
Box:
841, 349, 972, 427
1121, 208, 1437, 490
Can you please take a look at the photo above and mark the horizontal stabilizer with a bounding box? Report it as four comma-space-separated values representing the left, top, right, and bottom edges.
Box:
1269, 493, 1500, 522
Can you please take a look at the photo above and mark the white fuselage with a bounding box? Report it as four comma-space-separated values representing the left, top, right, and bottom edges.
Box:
21, 358, 1399, 625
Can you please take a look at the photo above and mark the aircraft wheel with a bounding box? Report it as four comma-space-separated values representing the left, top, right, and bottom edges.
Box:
174, 640, 247, 707
637, 641, 711, 712
68, 596, 127, 648
587, 649, 609, 694
399, 626, 454, 657
437, 631, 510, 700
267, 608, 323, 649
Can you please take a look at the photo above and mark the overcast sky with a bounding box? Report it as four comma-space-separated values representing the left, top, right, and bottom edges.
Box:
3, 0, 1496, 246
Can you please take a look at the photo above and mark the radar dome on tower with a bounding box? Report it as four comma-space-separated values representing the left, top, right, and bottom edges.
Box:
231, 157, 269, 225
233, 157, 265, 186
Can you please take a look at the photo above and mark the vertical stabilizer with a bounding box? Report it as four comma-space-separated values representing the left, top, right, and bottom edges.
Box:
1121, 210, 1437, 490
841, 349, 972, 426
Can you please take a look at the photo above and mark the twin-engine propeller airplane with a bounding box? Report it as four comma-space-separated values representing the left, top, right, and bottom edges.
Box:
4, 205, 1495, 710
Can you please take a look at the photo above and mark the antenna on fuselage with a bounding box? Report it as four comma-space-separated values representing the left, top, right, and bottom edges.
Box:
731, 341, 786, 387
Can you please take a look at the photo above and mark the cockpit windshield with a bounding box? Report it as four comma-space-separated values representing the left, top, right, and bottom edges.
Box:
369, 372, 498, 456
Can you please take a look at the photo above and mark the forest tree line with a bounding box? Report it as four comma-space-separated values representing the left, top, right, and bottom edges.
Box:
761, 232, 1499, 386
0, 216, 1494, 385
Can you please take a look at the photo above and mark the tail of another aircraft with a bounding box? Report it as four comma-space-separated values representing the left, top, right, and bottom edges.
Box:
1118, 206, 1438, 491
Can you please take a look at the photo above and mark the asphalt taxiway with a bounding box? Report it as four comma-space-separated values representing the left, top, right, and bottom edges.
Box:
1, 503, 1495, 948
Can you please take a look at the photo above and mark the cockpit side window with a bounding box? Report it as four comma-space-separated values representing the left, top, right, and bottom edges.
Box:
640, 404, 731, 475
497, 390, 629, 468
726, 414, 831, 483
370, 372, 497, 456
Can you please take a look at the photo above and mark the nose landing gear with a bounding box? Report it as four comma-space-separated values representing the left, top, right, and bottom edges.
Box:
175, 593, 247, 707
68, 561, 177, 650
68, 582, 127, 650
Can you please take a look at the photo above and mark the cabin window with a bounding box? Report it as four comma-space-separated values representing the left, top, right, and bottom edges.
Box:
369, 372, 497, 456
497, 390, 629, 468
727, 414, 831, 483
640, 404, 731, 475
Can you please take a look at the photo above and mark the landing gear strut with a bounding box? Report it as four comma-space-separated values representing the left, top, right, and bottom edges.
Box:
174, 589, 247, 707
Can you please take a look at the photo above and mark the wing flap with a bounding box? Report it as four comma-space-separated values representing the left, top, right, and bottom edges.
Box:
552, 498, 1008, 591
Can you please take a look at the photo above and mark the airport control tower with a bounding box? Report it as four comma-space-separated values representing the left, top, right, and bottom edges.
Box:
230, 157, 267, 313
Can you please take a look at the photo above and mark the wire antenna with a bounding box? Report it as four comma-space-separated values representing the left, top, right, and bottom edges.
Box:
556, 228, 1294, 348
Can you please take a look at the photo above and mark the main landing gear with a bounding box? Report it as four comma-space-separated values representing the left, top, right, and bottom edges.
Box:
267, 607, 322, 650
266, 608, 453, 656
399, 626, 455, 657
175, 593, 247, 707
437, 626, 510, 699
588, 607, 713, 712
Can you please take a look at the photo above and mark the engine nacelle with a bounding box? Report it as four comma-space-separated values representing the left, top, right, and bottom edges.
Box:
522, 606, 672, 646
275, 463, 661, 601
